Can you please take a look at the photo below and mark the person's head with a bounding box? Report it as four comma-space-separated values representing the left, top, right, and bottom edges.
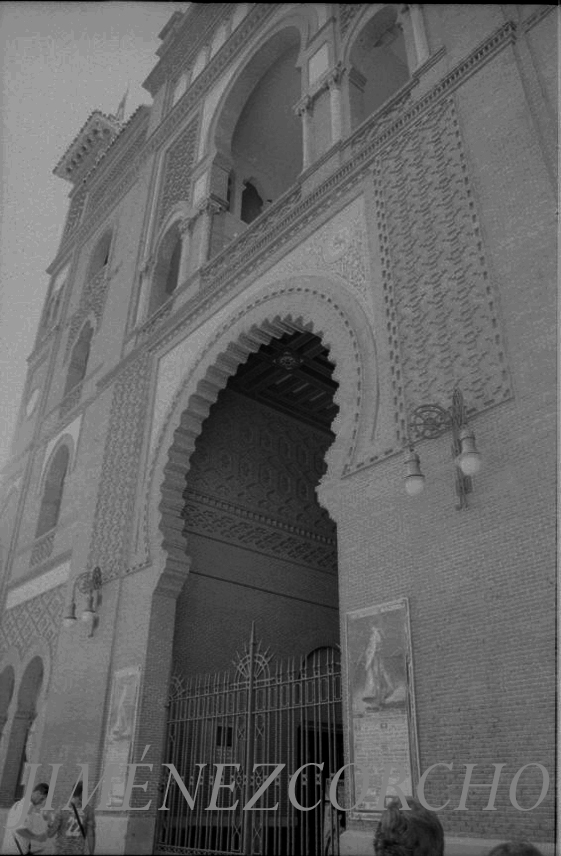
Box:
70, 782, 83, 805
373, 797, 444, 856
31, 782, 49, 806
487, 843, 543, 856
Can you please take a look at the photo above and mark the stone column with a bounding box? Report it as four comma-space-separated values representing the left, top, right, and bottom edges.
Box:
295, 96, 313, 170
135, 256, 156, 326
327, 64, 344, 145
177, 216, 194, 285
401, 3, 429, 68
196, 197, 225, 267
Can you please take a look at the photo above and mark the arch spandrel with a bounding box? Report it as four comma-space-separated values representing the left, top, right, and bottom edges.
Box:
144, 276, 380, 594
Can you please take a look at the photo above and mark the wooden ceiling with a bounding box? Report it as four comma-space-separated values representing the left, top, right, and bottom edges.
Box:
228, 331, 338, 433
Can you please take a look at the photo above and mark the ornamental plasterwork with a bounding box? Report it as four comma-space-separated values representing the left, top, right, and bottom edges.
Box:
262, 196, 371, 310
184, 389, 336, 541
86, 352, 152, 582
156, 118, 199, 232
0, 585, 65, 660
373, 95, 511, 436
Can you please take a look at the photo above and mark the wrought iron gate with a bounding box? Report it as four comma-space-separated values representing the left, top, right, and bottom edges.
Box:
155, 627, 343, 855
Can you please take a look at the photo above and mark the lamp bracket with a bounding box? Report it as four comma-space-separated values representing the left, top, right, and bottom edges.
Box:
409, 388, 468, 444
408, 388, 473, 511
76, 566, 103, 594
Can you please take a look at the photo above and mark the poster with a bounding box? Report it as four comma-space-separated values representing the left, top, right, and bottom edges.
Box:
346, 598, 419, 818
100, 665, 141, 807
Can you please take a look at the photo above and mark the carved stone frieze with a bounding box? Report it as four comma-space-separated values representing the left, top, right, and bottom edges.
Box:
156, 118, 199, 232
0, 585, 65, 659
183, 496, 337, 574
373, 96, 511, 440
86, 352, 152, 581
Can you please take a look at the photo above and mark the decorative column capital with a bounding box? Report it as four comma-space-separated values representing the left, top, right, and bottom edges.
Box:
196, 195, 226, 218
326, 61, 345, 90
177, 215, 194, 237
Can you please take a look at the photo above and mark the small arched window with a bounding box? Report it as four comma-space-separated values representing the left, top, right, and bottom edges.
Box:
63, 321, 93, 397
35, 445, 69, 538
149, 225, 182, 315
87, 231, 112, 280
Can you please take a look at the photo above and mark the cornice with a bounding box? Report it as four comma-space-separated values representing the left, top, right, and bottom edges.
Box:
185, 490, 336, 549
523, 4, 556, 32
53, 111, 122, 184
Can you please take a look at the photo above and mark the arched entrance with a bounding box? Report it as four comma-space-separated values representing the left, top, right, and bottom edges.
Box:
156, 330, 343, 855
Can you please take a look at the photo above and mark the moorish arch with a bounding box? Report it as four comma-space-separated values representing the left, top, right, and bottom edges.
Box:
145, 276, 379, 597
134, 276, 379, 809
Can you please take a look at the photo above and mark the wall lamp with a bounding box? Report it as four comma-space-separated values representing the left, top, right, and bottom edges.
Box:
63, 566, 103, 635
404, 388, 482, 510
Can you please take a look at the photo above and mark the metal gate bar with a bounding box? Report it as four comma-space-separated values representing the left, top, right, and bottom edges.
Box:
155, 627, 342, 855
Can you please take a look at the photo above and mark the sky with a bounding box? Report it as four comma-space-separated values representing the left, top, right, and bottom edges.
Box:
0, 0, 188, 473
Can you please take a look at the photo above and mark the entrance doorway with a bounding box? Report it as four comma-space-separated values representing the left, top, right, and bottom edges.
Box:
155, 632, 343, 855
156, 331, 342, 854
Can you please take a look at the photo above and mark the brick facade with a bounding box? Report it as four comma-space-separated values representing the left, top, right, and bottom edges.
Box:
0, 5, 556, 855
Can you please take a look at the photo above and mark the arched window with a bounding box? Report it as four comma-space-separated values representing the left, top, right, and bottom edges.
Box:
348, 7, 410, 131
211, 26, 303, 256
230, 37, 301, 208
35, 445, 69, 538
149, 225, 182, 315
0, 657, 43, 804
87, 231, 112, 280
63, 321, 93, 397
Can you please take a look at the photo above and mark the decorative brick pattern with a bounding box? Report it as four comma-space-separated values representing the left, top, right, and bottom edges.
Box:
86, 352, 152, 580
156, 119, 199, 231
373, 97, 511, 444
0, 585, 65, 659
184, 495, 337, 573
